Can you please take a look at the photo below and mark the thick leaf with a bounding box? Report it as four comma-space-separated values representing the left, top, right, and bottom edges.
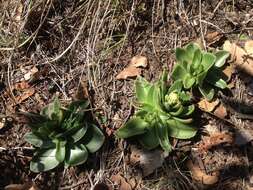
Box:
70, 125, 88, 143
138, 125, 160, 150
116, 117, 148, 139
135, 77, 152, 103
180, 105, 195, 117
83, 124, 105, 153
30, 148, 60, 172
191, 49, 202, 71
171, 64, 188, 81
210, 78, 227, 89
196, 72, 207, 85
24, 132, 44, 147
29, 120, 58, 137
65, 144, 88, 166
24, 132, 55, 148
176, 48, 191, 64
179, 92, 191, 102
169, 105, 184, 116
41, 97, 63, 123
168, 80, 183, 94
183, 74, 195, 89
159, 70, 169, 98
173, 117, 193, 124
57, 122, 88, 143
198, 85, 215, 101
215, 51, 230, 67
186, 43, 201, 59
167, 119, 197, 139
156, 121, 172, 151
140, 103, 155, 113
68, 100, 89, 112
206, 69, 227, 89
55, 140, 66, 162
147, 84, 161, 109
201, 53, 216, 71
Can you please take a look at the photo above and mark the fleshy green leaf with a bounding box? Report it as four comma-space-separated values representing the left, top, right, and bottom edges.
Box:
24, 132, 44, 147
172, 117, 193, 124
83, 124, 104, 153
138, 124, 159, 150
198, 85, 215, 101
180, 105, 195, 117
147, 84, 161, 109
201, 53, 216, 71
168, 80, 183, 94
24, 132, 55, 148
196, 72, 207, 86
169, 105, 184, 116
176, 48, 191, 64
29, 120, 58, 136
41, 97, 63, 123
214, 51, 230, 67
191, 49, 202, 71
183, 74, 195, 89
135, 77, 152, 103
167, 119, 197, 139
186, 43, 201, 59
159, 70, 169, 98
116, 117, 148, 139
171, 64, 188, 81
179, 92, 191, 102
65, 144, 88, 166
156, 121, 172, 151
206, 69, 227, 89
214, 79, 227, 89
30, 148, 60, 172
68, 100, 89, 112
70, 125, 88, 143
55, 140, 66, 162
57, 121, 88, 142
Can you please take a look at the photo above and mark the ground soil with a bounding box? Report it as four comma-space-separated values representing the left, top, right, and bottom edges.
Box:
0, 0, 253, 190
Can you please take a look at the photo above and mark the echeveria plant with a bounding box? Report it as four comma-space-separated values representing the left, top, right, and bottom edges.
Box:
24, 98, 104, 172
171, 43, 229, 100
116, 72, 197, 152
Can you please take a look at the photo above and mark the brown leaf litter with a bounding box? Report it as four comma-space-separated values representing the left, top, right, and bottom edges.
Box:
4, 182, 39, 190
116, 55, 148, 80
196, 132, 234, 153
223, 40, 253, 76
111, 173, 137, 190
187, 159, 220, 185
197, 98, 227, 119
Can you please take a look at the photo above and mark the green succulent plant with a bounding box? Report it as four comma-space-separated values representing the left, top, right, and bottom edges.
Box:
171, 43, 230, 100
115, 72, 197, 152
23, 97, 104, 172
